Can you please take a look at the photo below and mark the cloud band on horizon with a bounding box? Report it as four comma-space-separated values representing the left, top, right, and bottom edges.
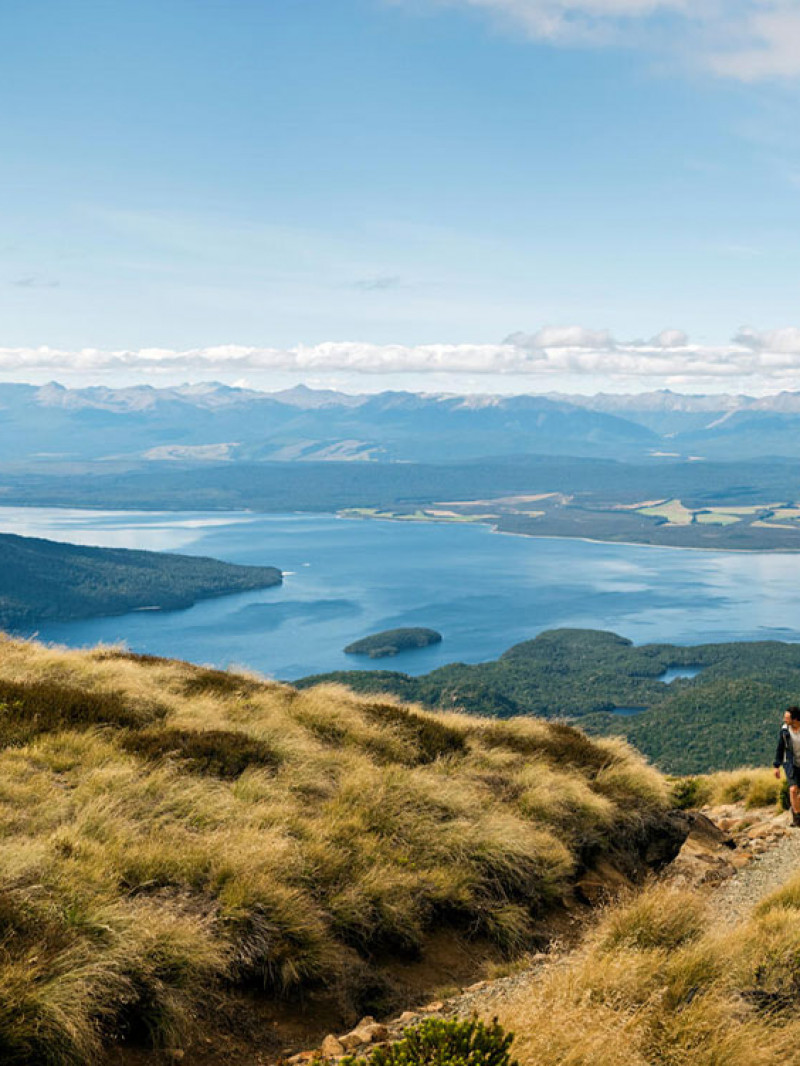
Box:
3, 326, 800, 387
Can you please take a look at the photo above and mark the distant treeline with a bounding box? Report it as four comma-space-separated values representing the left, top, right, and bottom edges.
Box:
2, 456, 800, 514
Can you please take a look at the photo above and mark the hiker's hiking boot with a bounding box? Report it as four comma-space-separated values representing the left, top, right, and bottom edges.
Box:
792, 810, 800, 828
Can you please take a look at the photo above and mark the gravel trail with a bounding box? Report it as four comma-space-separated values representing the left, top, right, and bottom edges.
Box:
713, 824, 800, 922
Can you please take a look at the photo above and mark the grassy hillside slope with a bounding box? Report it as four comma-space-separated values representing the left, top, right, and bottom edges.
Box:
0, 532, 281, 630
0, 635, 673, 1065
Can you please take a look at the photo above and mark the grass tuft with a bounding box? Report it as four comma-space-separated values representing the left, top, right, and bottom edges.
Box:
673, 768, 784, 811
0, 677, 166, 747
360, 701, 467, 764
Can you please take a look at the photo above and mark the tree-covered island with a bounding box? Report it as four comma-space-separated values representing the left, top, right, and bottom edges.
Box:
344, 627, 443, 658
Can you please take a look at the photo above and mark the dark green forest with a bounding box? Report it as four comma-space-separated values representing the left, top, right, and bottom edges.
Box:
300, 628, 800, 775
0, 533, 281, 631
3, 455, 800, 514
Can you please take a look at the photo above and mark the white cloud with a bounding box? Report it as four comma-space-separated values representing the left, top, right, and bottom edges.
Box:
434, 0, 692, 43
6, 325, 800, 387
733, 326, 800, 354
707, 10, 800, 82
649, 328, 689, 348
505, 325, 616, 348
420, 0, 800, 80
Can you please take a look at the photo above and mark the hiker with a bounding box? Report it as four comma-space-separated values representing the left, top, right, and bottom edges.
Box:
774, 706, 800, 827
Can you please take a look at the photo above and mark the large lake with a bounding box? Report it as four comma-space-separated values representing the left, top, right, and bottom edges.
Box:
3, 506, 800, 680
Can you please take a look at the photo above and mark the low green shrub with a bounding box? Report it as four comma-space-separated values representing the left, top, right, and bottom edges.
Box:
341, 1017, 517, 1066
0, 678, 165, 747
671, 776, 713, 810
362, 703, 467, 764
121, 728, 281, 778
180, 667, 263, 698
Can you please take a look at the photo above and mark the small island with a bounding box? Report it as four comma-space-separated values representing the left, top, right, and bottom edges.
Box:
344, 627, 442, 659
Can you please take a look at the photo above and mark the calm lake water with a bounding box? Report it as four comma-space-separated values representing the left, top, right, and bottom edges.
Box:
4, 506, 800, 681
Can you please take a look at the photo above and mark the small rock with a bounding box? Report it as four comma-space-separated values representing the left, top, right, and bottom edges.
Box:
396, 1012, 418, 1024
367, 1025, 390, 1042
716, 817, 739, 832
349, 1025, 386, 1046
464, 981, 488, 992
730, 852, 753, 869
288, 1054, 316, 1065
340, 1033, 366, 1051
420, 1001, 444, 1013
320, 1035, 345, 1058
747, 823, 779, 840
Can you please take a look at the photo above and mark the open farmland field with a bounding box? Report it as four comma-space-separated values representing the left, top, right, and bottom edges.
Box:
695, 511, 741, 525
636, 499, 695, 525
341, 492, 800, 551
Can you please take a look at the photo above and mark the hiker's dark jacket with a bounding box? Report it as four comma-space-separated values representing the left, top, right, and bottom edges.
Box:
775, 724, 794, 769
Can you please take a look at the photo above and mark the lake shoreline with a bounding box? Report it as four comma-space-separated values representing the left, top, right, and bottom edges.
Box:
487, 524, 800, 555
3, 501, 798, 555
6, 506, 800, 679
338, 511, 800, 555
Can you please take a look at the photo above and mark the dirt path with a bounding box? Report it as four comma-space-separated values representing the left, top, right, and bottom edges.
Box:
713, 818, 800, 921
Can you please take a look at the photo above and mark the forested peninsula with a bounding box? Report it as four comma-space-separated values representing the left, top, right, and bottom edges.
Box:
0, 532, 282, 630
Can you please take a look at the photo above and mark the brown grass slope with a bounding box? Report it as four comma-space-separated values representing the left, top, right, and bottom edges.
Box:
0, 635, 671, 1065
488, 878, 800, 1066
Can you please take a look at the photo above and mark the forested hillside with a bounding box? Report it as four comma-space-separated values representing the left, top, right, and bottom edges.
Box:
0, 532, 281, 630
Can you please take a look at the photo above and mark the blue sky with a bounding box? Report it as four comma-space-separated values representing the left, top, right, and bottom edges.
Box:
3, 0, 800, 392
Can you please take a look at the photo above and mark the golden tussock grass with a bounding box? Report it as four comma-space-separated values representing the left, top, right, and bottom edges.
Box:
485, 884, 800, 1066
674, 767, 784, 811
0, 634, 669, 1063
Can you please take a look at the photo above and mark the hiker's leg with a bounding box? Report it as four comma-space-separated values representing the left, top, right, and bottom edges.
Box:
791, 784, 800, 813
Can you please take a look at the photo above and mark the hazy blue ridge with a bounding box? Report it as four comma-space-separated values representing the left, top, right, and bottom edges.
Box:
6, 383, 800, 467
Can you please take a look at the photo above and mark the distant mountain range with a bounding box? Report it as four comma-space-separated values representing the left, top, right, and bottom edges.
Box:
3, 382, 800, 463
